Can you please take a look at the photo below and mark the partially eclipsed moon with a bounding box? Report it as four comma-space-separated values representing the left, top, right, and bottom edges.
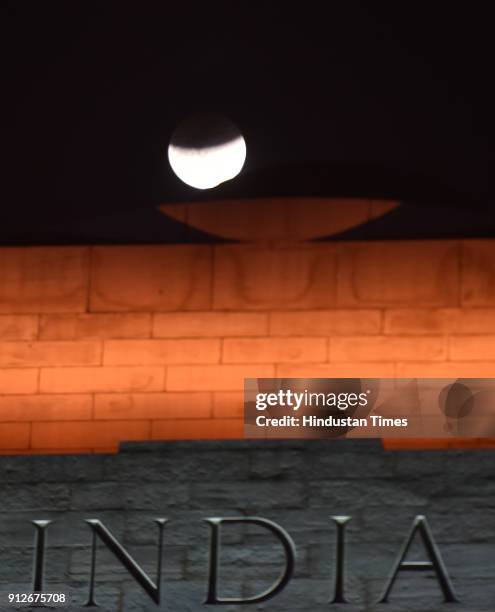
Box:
168, 114, 246, 190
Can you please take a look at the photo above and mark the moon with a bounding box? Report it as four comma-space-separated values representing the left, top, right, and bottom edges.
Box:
168, 113, 246, 190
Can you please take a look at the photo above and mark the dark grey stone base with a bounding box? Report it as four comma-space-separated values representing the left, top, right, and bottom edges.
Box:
0, 440, 493, 611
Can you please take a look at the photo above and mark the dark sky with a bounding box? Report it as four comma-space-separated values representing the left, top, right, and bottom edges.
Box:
4, 2, 495, 242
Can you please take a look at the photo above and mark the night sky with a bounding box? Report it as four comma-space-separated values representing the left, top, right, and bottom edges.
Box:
5, 2, 495, 243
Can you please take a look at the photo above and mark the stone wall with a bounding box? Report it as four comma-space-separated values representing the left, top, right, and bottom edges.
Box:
0, 241, 495, 453
0, 440, 493, 610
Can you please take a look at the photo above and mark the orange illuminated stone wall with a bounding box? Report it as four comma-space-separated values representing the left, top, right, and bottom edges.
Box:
0, 240, 494, 454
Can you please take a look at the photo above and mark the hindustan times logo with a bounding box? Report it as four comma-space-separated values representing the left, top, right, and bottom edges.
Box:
255, 389, 370, 411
